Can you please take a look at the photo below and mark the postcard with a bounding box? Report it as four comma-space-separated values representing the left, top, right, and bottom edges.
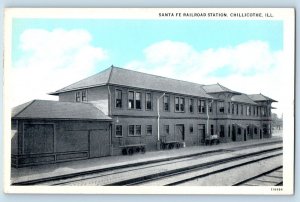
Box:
3, 8, 295, 195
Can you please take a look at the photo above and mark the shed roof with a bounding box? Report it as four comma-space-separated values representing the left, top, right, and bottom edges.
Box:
50, 66, 213, 99
231, 94, 258, 105
12, 100, 112, 121
248, 93, 277, 102
202, 83, 241, 95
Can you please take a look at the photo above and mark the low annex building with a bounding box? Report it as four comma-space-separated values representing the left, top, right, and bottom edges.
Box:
12, 66, 277, 167
11, 100, 112, 167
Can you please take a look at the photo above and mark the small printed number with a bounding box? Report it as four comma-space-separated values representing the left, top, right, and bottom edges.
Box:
271, 187, 283, 191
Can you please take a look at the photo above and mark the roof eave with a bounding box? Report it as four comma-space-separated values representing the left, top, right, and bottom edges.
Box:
48, 83, 108, 95
12, 117, 112, 121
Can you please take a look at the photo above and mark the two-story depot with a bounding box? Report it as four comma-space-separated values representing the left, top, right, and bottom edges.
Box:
11, 66, 277, 167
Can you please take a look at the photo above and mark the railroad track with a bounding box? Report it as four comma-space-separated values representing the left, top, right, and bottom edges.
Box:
233, 166, 283, 186
12, 140, 283, 186
114, 147, 282, 186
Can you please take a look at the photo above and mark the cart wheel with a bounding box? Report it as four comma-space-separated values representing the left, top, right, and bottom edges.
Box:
176, 143, 180, 149
141, 147, 146, 153
122, 148, 127, 155
128, 148, 134, 155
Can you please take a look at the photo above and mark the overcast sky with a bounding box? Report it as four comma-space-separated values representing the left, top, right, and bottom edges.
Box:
11, 19, 284, 116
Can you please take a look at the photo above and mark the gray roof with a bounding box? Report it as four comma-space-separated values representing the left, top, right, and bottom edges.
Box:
248, 93, 277, 102
12, 100, 112, 120
202, 83, 241, 95
50, 66, 213, 99
231, 94, 258, 105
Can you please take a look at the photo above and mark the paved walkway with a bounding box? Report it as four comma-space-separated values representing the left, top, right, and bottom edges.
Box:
11, 137, 282, 184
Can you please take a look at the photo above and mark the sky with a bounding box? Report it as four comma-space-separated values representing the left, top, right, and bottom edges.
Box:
11, 18, 285, 116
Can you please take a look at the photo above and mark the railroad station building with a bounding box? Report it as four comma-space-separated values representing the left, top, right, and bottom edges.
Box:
11, 66, 277, 167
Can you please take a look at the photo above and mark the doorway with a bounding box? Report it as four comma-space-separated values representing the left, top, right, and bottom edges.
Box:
89, 129, 110, 158
175, 124, 185, 141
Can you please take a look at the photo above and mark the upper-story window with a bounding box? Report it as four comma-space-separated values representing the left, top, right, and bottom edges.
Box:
241, 105, 244, 115
180, 97, 185, 112
231, 103, 234, 114
218, 102, 224, 113
175, 97, 185, 112
228, 102, 231, 113
209, 102, 213, 113
198, 100, 206, 113
75, 90, 87, 102
189, 98, 194, 113
128, 91, 141, 110
163, 95, 170, 111
246, 106, 250, 116
249, 105, 252, 116
145, 93, 152, 110
256, 106, 259, 116
75, 91, 81, 102
236, 104, 239, 115
136, 92, 141, 109
115, 89, 122, 108
82, 90, 87, 102
128, 91, 134, 109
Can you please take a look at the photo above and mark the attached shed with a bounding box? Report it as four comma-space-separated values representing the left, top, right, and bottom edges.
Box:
11, 100, 112, 168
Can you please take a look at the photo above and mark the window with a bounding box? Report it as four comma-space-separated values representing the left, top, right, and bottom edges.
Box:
228, 125, 231, 137
82, 90, 87, 102
238, 128, 242, 135
231, 103, 234, 114
256, 106, 259, 116
128, 91, 134, 109
228, 102, 231, 113
115, 90, 122, 108
136, 125, 141, 135
175, 97, 179, 111
116, 125, 123, 137
210, 125, 214, 135
135, 92, 141, 109
218, 102, 224, 113
198, 100, 206, 113
241, 105, 244, 115
247, 106, 250, 116
175, 97, 185, 112
254, 127, 258, 134
247, 126, 250, 134
75, 90, 88, 102
164, 95, 170, 111
220, 125, 225, 137
249, 106, 252, 116
128, 125, 134, 136
146, 93, 152, 110
189, 99, 194, 113
180, 97, 185, 112
75, 92, 81, 102
164, 125, 169, 135
146, 125, 152, 135
236, 104, 239, 115
190, 124, 194, 133
209, 102, 213, 113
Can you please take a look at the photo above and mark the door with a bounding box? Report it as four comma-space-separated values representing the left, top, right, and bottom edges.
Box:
89, 129, 110, 158
198, 124, 205, 145
244, 129, 247, 141
260, 129, 262, 139
175, 124, 185, 141
232, 125, 236, 141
